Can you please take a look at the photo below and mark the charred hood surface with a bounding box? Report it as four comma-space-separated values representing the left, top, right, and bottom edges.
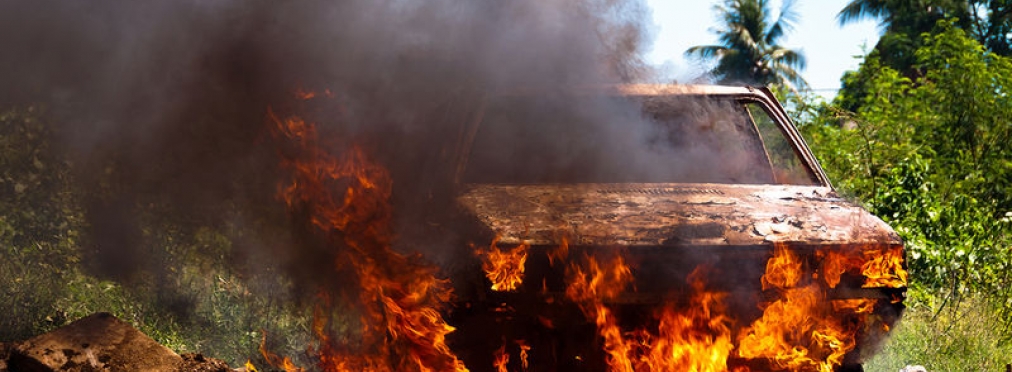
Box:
457, 183, 901, 247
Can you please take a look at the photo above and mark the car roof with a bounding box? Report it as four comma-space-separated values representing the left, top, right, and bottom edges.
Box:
491, 84, 762, 97
599, 84, 760, 97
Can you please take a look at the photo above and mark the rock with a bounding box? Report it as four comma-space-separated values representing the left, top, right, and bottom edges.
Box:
9, 312, 183, 372
900, 365, 928, 372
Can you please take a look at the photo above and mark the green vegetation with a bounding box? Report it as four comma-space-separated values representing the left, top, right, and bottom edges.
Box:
835, 0, 1012, 111
798, 20, 1012, 370
808, 22, 1012, 299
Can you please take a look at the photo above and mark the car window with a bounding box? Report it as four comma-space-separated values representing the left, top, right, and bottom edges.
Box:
461, 95, 785, 184
746, 103, 820, 185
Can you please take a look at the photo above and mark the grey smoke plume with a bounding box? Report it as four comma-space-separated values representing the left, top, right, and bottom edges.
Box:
0, 0, 654, 288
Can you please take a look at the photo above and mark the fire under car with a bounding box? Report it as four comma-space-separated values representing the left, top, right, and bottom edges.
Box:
444, 85, 907, 372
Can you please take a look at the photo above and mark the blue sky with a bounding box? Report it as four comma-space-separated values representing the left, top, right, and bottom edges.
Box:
645, 0, 882, 99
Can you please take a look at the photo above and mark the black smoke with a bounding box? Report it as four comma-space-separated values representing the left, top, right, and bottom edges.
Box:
0, 0, 654, 291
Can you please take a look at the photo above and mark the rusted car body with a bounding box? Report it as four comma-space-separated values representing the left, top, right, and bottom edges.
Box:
446, 85, 906, 371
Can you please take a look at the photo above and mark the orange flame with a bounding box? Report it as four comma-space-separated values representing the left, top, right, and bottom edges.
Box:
564, 255, 634, 371
477, 236, 529, 292
557, 243, 901, 372
819, 250, 855, 288
819, 245, 907, 289
737, 285, 853, 372
566, 257, 733, 372
489, 339, 531, 372
831, 299, 876, 314
546, 235, 570, 267
565, 255, 634, 304
761, 242, 802, 290
861, 246, 907, 288
517, 340, 530, 371
267, 95, 467, 372
737, 244, 858, 372
628, 278, 735, 372
493, 343, 509, 372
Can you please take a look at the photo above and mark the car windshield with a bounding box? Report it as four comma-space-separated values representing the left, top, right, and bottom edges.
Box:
461, 94, 816, 185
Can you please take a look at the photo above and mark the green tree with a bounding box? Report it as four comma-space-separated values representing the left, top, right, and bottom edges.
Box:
834, 1, 984, 112
841, 0, 969, 72
685, 0, 807, 90
834, 1, 1012, 112
838, 0, 970, 32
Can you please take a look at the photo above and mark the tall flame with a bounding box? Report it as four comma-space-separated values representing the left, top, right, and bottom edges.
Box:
517, 340, 530, 370
493, 343, 509, 372
565, 255, 634, 372
267, 95, 468, 372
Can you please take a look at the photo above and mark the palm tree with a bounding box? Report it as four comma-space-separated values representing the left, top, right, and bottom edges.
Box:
685, 0, 807, 90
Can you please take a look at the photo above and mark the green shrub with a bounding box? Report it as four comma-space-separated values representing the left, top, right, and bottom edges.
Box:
803, 22, 1012, 331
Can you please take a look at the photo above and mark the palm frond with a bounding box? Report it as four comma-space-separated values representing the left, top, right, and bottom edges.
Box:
767, 0, 800, 45
685, 45, 727, 59
768, 48, 807, 71
721, 24, 759, 53
837, 0, 890, 26
769, 61, 808, 90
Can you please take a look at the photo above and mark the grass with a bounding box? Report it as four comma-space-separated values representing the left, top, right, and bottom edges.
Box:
0, 223, 318, 367
864, 288, 1012, 372
0, 232, 320, 368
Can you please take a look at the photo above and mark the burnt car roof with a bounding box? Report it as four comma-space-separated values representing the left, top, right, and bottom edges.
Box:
492, 84, 762, 97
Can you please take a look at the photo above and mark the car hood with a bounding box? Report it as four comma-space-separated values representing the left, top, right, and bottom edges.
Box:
457, 183, 901, 247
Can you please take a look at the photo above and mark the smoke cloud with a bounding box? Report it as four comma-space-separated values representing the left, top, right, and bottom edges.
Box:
0, 0, 655, 290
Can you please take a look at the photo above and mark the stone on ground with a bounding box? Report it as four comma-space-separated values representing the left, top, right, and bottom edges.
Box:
8, 312, 183, 372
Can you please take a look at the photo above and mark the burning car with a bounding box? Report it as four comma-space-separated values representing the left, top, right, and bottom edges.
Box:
447, 85, 907, 372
